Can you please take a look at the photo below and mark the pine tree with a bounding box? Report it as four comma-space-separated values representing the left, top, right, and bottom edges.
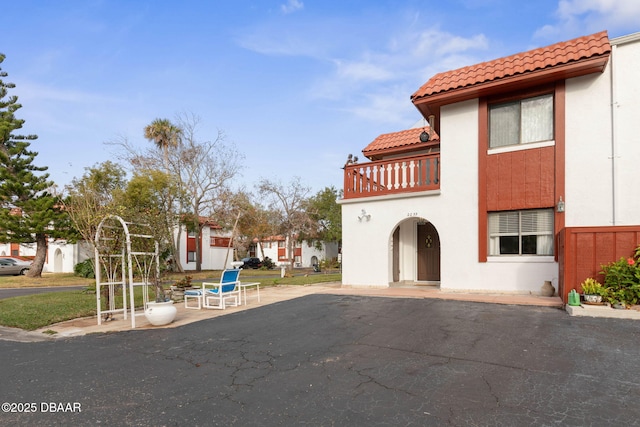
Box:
0, 53, 72, 277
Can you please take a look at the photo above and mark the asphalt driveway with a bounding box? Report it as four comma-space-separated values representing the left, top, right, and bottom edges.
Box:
1, 294, 639, 426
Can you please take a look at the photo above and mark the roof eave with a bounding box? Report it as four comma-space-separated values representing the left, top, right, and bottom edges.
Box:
411, 54, 610, 110
363, 140, 440, 160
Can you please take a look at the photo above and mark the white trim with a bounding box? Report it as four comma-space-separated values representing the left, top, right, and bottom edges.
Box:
488, 140, 555, 155
338, 189, 441, 205
487, 256, 556, 263
611, 32, 640, 46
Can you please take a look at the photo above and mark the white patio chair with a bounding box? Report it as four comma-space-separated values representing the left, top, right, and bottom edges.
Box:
184, 269, 241, 310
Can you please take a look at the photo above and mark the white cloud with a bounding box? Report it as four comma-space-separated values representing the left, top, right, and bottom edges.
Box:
238, 13, 491, 128
308, 27, 489, 126
535, 0, 640, 40
333, 59, 394, 82
281, 0, 304, 15
412, 30, 489, 57
345, 91, 416, 125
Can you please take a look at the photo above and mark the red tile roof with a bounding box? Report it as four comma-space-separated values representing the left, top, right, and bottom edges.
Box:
411, 31, 611, 101
363, 126, 439, 159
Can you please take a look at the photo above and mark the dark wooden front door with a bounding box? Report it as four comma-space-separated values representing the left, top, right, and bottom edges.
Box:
392, 227, 400, 282
417, 222, 440, 281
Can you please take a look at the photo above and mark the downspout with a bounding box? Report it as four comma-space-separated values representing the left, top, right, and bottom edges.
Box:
609, 44, 618, 225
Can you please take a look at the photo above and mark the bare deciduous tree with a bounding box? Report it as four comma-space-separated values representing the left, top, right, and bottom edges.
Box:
258, 177, 313, 270
109, 112, 243, 272
170, 112, 243, 271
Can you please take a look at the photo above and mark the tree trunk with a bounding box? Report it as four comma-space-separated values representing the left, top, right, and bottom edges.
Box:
26, 233, 48, 278
288, 234, 295, 270
195, 224, 203, 272
173, 227, 184, 273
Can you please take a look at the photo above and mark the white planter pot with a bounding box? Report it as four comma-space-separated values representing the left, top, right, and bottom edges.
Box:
583, 294, 602, 304
144, 301, 177, 326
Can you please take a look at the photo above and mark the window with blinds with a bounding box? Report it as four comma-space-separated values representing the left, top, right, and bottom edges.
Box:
489, 94, 554, 148
488, 209, 554, 255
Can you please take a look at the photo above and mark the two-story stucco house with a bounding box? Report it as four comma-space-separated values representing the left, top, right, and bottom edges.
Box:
178, 217, 237, 271
339, 30, 640, 297
253, 235, 339, 268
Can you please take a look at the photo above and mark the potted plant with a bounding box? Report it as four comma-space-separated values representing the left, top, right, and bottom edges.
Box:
145, 276, 178, 326
580, 278, 605, 304
170, 275, 194, 302
601, 256, 640, 309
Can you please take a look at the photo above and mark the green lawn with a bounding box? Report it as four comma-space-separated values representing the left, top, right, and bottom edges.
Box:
0, 269, 341, 331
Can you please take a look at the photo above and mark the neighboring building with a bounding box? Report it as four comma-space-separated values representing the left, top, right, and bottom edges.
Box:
0, 217, 235, 273
178, 217, 236, 271
339, 31, 640, 296
0, 240, 92, 273
253, 235, 339, 268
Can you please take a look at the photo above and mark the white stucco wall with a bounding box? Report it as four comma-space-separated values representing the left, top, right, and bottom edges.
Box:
181, 226, 235, 271
564, 34, 640, 227
0, 240, 92, 273
255, 239, 339, 268
299, 241, 339, 267
256, 242, 280, 264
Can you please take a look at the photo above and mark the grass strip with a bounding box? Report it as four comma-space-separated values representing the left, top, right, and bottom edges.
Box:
0, 272, 341, 330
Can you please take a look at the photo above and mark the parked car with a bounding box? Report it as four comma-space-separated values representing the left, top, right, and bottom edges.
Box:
239, 257, 262, 269
0, 257, 32, 275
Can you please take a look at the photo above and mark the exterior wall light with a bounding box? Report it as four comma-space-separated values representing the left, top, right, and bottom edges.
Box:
358, 209, 371, 222
557, 196, 565, 213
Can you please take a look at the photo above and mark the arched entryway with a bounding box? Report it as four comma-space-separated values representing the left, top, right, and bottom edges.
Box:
53, 248, 63, 273
391, 218, 441, 286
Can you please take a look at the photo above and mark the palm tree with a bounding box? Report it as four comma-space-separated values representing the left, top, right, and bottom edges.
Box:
143, 118, 182, 168
143, 118, 184, 272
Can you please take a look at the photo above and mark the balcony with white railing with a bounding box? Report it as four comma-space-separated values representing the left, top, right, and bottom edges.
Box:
343, 153, 440, 200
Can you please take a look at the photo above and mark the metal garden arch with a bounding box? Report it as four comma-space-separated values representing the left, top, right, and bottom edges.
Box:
94, 215, 160, 328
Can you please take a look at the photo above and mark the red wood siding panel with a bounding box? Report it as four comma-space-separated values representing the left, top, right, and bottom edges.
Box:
553, 82, 566, 249
496, 154, 512, 210
486, 146, 555, 211
539, 147, 556, 205
558, 226, 640, 303
485, 155, 499, 211
512, 150, 526, 207
523, 149, 540, 207
210, 237, 231, 247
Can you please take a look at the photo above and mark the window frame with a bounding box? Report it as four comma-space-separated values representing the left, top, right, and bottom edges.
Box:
488, 91, 555, 149
488, 209, 554, 256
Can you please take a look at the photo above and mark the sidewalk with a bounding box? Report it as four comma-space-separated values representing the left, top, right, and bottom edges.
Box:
0, 283, 567, 342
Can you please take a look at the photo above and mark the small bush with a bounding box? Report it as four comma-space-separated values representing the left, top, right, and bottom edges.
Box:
261, 256, 276, 270
74, 259, 95, 278
600, 248, 640, 306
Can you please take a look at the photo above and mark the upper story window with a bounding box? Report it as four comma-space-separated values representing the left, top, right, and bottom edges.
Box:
489, 93, 554, 148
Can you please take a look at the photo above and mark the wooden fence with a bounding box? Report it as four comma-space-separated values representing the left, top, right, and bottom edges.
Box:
558, 226, 640, 303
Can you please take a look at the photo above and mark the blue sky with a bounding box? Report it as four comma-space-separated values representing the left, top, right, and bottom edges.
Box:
3, 0, 639, 194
